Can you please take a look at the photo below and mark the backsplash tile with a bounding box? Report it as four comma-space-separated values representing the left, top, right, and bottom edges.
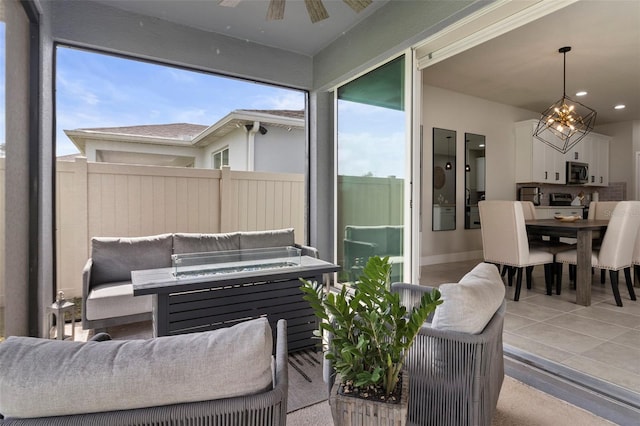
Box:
516, 182, 626, 206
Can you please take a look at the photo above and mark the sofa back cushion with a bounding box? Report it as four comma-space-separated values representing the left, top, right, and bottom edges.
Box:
431, 262, 505, 334
0, 318, 273, 419
240, 228, 295, 250
173, 232, 241, 254
91, 234, 173, 285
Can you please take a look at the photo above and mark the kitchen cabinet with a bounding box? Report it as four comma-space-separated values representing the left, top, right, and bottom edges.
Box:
587, 133, 610, 187
515, 120, 565, 184
534, 206, 584, 219
515, 120, 609, 186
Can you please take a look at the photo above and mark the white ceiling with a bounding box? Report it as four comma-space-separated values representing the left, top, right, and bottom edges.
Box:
422, 0, 640, 126
93, 0, 390, 56
94, 0, 639, 126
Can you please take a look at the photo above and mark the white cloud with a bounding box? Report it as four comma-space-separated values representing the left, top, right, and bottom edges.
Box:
338, 131, 405, 178
255, 91, 305, 110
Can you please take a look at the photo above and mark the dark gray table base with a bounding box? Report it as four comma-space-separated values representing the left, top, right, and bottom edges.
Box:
134, 257, 339, 352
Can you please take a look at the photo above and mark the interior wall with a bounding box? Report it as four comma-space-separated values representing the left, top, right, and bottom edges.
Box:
595, 121, 636, 200
421, 84, 539, 264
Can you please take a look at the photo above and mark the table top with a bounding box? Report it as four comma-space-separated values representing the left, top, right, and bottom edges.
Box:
132, 255, 340, 295
525, 219, 608, 231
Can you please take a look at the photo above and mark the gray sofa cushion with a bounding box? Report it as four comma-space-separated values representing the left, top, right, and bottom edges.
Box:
431, 262, 505, 334
85, 281, 152, 321
0, 318, 273, 419
91, 234, 173, 285
240, 228, 295, 250
173, 232, 241, 254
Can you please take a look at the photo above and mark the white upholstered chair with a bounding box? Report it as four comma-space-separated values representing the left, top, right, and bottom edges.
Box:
519, 201, 574, 294
478, 200, 554, 300
588, 201, 620, 284
556, 201, 640, 307
588, 201, 619, 220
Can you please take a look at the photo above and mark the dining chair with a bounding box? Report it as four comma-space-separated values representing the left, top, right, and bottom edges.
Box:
556, 201, 640, 307
478, 200, 554, 301
588, 201, 619, 284
519, 201, 575, 295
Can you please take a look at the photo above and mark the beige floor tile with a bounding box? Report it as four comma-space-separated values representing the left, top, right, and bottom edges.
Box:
607, 328, 640, 350
503, 332, 574, 363
503, 312, 537, 332
570, 305, 640, 328
514, 323, 606, 354
504, 300, 564, 321
542, 313, 632, 341
523, 293, 587, 313
562, 355, 640, 394
581, 341, 640, 376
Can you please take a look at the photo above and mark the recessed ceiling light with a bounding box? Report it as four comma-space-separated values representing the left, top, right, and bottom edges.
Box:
575, 91, 587, 97
614, 104, 626, 110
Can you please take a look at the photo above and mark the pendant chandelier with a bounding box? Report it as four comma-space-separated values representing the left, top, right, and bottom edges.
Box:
533, 46, 596, 154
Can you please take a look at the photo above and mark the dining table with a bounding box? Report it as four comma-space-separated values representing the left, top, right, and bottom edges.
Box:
525, 218, 609, 306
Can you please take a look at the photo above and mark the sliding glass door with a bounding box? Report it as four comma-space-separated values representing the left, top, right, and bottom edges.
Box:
336, 55, 409, 284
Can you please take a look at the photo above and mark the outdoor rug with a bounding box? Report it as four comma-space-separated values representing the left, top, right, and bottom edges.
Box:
287, 348, 328, 413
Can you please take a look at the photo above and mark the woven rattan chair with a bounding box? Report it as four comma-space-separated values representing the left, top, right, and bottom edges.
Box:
391, 283, 505, 426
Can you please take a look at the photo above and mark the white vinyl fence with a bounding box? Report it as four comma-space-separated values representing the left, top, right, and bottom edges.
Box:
0, 158, 306, 304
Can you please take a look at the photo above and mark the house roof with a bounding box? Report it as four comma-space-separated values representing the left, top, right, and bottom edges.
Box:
82, 123, 209, 140
65, 109, 305, 154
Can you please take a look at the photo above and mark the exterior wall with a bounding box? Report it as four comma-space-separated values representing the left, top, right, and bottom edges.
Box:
84, 138, 200, 165
54, 158, 305, 299
254, 126, 305, 174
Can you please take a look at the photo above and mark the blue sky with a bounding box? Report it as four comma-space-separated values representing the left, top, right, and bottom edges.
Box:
56, 46, 305, 156
1, 37, 404, 178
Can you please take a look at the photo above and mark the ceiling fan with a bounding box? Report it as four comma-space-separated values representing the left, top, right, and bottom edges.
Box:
219, 0, 373, 23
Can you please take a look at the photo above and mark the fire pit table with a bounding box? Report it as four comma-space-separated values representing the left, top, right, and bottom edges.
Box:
132, 246, 339, 352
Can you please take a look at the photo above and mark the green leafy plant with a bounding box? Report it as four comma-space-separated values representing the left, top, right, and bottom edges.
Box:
300, 255, 442, 398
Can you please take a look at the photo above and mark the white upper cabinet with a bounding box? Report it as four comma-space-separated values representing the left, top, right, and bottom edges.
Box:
515, 120, 565, 184
587, 133, 610, 187
514, 120, 609, 186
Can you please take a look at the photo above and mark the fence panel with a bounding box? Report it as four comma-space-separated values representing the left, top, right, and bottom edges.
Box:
53, 159, 304, 300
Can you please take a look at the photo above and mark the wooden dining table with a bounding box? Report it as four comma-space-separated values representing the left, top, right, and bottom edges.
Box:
525, 219, 609, 306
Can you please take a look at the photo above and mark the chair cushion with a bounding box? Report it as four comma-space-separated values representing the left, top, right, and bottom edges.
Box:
0, 318, 273, 419
431, 262, 505, 334
239, 228, 295, 249
85, 281, 152, 320
173, 232, 241, 254
91, 234, 174, 285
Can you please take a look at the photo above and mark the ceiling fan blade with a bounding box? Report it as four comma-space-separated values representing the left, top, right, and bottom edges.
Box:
304, 0, 329, 23
218, 0, 242, 7
267, 0, 285, 20
343, 0, 372, 13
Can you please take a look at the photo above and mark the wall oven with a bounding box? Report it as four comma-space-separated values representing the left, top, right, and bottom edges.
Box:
566, 161, 589, 185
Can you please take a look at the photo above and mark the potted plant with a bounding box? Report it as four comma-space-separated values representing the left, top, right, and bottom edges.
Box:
300, 256, 442, 426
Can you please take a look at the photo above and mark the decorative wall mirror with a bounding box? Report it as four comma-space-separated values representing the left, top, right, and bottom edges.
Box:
464, 133, 486, 229
433, 128, 456, 231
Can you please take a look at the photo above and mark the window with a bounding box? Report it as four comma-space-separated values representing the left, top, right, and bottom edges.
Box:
213, 148, 229, 170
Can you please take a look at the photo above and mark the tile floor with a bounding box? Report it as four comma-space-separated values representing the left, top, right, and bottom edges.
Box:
420, 259, 640, 397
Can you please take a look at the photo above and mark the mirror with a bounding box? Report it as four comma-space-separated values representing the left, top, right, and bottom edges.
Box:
464, 133, 486, 229
433, 128, 456, 231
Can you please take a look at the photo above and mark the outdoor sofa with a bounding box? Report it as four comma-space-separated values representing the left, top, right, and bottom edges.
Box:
82, 228, 318, 330
0, 317, 288, 425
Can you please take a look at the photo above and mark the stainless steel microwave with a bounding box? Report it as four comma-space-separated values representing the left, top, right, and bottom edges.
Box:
566, 161, 589, 184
